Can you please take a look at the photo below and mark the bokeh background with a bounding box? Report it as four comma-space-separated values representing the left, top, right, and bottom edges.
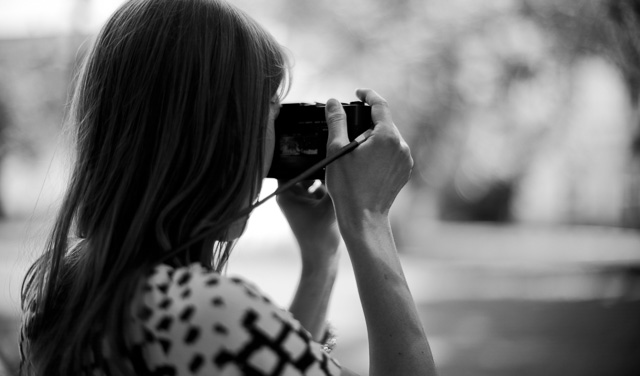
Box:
1, 0, 640, 375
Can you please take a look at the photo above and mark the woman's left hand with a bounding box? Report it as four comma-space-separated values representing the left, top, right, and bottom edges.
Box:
276, 180, 341, 269
277, 180, 341, 340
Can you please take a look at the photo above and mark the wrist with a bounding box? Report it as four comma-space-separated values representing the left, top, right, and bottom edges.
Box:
296, 238, 340, 256
335, 208, 390, 238
300, 251, 340, 279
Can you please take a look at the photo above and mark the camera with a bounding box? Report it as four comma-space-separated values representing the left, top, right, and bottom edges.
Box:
267, 101, 373, 180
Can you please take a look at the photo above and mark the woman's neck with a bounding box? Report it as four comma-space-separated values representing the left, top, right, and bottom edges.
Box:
165, 236, 214, 268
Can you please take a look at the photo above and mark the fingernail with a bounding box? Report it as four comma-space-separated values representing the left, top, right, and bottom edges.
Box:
326, 98, 339, 111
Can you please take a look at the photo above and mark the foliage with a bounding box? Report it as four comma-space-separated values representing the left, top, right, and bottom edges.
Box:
0, 0, 637, 226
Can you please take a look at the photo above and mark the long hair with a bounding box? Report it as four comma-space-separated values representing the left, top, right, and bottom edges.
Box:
20, 0, 289, 374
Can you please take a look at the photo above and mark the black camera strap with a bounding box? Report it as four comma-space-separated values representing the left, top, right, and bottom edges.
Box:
160, 129, 373, 262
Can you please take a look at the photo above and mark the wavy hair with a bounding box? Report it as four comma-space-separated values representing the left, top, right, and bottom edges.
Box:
20, 0, 289, 374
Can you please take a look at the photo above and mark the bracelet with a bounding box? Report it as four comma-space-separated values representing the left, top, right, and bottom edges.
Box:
321, 322, 337, 353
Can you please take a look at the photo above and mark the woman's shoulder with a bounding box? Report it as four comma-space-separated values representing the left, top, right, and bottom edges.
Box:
128, 263, 341, 376
131, 263, 303, 342
135, 263, 277, 315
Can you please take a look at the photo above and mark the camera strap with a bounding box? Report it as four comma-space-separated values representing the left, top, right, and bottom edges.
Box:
160, 129, 373, 262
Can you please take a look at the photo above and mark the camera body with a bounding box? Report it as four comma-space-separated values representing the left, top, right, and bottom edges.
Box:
267, 102, 373, 180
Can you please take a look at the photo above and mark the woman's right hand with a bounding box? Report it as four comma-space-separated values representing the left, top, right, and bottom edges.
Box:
323, 90, 436, 376
324, 88, 413, 222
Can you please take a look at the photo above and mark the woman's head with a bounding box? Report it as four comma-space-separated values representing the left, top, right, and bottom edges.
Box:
21, 0, 289, 374
72, 0, 289, 258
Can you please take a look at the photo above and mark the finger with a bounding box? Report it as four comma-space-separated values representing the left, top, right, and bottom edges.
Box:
300, 180, 316, 190
310, 183, 330, 200
325, 99, 349, 151
355, 88, 393, 128
305, 179, 323, 193
279, 179, 314, 187
276, 181, 322, 204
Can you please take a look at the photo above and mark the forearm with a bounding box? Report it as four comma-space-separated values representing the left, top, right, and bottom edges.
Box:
289, 249, 339, 341
340, 211, 436, 376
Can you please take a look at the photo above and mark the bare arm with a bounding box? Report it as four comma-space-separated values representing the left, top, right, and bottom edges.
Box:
277, 181, 341, 341
340, 212, 436, 376
288, 245, 339, 341
325, 89, 437, 376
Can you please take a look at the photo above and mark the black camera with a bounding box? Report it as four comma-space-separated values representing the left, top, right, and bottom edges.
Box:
267, 101, 373, 180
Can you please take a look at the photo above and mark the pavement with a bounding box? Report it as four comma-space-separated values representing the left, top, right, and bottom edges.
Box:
1, 208, 640, 375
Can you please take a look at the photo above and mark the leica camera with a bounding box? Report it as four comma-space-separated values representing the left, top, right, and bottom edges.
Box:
267, 101, 373, 180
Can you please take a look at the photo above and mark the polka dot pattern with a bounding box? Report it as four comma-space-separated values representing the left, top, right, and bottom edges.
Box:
127, 263, 342, 376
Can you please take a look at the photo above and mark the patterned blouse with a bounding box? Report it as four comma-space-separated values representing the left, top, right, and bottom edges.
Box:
128, 263, 341, 375
20, 263, 342, 376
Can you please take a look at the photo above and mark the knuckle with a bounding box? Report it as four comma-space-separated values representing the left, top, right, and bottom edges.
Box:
402, 142, 412, 159
401, 146, 413, 172
377, 128, 396, 143
405, 148, 414, 166
327, 140, 344, 154
326, 111, 346, 125
407, 156, 415, 178
388, 131, 405, 149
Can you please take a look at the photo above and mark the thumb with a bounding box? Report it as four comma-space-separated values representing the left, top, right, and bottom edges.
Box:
325, 99, 349, 153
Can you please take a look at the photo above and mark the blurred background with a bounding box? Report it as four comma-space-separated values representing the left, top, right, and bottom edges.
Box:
1, 0, 640, 375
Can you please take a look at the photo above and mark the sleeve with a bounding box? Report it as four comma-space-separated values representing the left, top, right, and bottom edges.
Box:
129, 264, 342, 376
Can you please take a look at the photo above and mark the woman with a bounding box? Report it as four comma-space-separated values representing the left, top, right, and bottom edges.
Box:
20, 0, 436, 375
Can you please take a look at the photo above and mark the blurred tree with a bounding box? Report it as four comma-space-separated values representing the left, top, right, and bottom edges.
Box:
270, 0, 579, 223
432, 8, 563, 223
0, 91, 9, 219
270, 0, 638, 228
524, 0, 640, 228
603, 0, 640, 228
3, 0, 632, 226
0, 0, 90, 217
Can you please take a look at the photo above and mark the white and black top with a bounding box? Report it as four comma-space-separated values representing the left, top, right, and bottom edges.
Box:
127, 263, 342, 376
19, 263, 342, 376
